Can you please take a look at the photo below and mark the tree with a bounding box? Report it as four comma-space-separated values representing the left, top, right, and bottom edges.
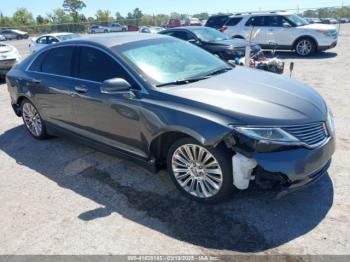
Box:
193, 12, 209, 20
95, 9, 112, 24
36, 15, 45, 24
13, 8, 34, 25
47, 8, 72, 24
115, 12, 124, 22
62, 0, 86, 22
133, 8, 143, 25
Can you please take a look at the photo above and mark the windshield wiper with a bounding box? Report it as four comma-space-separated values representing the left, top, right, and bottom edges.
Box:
204, 67, 233, 77
156, 76, 209, 87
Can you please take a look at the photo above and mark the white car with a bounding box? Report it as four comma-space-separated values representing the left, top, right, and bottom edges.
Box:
139, 26, 164, 33
0, 34, 6, 41
29, 33, 80, 53
108, 23, 128, 32
221, 12, 338, 56
0, 43, 21, 78
88, 25, 110, 34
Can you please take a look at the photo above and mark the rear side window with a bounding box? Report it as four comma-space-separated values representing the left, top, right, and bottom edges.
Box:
77, 46, 131, 83
29, 51, 49, 72
206, 16, 229, 28
225, 17, 243, 26
41, 46, 74, 76
245, 16, 266, 26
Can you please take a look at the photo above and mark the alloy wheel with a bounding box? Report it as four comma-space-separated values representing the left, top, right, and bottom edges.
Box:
296, 40, 312, 56
171, 144, 223, 199
22, 102, 43, 137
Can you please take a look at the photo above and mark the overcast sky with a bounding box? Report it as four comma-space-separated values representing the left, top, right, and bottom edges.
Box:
1, 0, 349, 17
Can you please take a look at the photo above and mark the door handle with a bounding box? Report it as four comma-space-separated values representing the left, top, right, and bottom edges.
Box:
74, 85, 88, 93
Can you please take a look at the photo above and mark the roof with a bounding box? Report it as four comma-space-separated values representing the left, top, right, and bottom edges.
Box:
77, 32, 169, 47
232, 11, 293, 17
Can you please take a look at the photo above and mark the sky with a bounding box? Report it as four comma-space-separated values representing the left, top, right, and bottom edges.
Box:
0, 0, 349, 17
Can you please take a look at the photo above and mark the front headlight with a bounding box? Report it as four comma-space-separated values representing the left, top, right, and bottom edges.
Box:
233, 127, 299, 143
327, 110, 335, 134
315, 29, 332, 38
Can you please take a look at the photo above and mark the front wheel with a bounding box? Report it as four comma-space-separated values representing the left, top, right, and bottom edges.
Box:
167, 138, 235, 203
21, 99, 49, 140
295, 38, 316, 56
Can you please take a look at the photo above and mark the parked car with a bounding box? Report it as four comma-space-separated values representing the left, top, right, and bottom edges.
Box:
0, 43, 21, 78
139, 26, 164, 33
312, 18, 322, 24
108, 23, 128, 32
160, 26, 262, 61
6, 33, 335, 203
220, 12, 338, 56
29, 33, 81, 53
127, 24, 139, 32
183, 17, 202, 26
0, 29, 29, 40
88, 25, 110, 34
205, 15, 231, 30
0, 34, 6, 41
164, 18, 182, 28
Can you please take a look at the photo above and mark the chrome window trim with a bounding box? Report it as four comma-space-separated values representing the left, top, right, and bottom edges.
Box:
25, 43, 149, 94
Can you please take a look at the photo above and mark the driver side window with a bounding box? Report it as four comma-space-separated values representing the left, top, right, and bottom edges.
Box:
77, 46, 138, 88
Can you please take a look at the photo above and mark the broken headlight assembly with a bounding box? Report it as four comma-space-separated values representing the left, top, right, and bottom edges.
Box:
232, 126, 300, 144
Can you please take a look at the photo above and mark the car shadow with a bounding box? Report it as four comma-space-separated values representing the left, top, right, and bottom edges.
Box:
264, 50, 338, 60
0, 125, 334, 253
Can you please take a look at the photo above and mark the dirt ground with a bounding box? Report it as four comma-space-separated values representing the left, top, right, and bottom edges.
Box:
0, 25, 349, 255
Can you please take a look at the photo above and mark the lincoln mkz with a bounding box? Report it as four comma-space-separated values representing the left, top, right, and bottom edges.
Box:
6, 33, 335, 202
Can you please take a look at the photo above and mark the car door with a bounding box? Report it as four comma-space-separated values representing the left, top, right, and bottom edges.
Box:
244, 16, 270, 46
265, 16, 295, 47
34, 36, 48, 52
26, 46, 77, 130
70, 46, 146, 157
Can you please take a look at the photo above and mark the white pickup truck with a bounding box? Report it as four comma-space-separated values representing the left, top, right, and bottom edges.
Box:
88, 24, 128, 34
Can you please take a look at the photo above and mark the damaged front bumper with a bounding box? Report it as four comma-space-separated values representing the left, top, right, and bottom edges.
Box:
230, 134, 335, 197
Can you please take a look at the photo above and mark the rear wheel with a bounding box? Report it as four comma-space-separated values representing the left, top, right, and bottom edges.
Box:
167, 138, 235, 203
21, 99, 49, 140
295, 38, 316, 56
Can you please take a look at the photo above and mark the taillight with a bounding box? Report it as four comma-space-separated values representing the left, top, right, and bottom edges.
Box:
220, 26, 228, 32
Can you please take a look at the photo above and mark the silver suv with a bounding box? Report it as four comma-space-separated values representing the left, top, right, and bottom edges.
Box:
220, 12, 338, 56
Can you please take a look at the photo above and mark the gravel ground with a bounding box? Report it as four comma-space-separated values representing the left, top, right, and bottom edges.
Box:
0, 26, 349, 255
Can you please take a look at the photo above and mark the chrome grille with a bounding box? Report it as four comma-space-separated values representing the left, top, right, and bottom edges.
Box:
283, 122, 328, 147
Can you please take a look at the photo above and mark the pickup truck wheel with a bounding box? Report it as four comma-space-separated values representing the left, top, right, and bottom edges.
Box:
295, 38, 316, 56
21, 99, 49, 140
167, 138, 234, 203
104, 29, 108, 33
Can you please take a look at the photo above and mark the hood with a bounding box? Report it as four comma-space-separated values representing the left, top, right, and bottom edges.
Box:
0, 44, 13, 54
298, 23, 336, 30
160, 67, 327, 126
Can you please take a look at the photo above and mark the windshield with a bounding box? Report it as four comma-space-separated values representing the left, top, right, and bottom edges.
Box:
114, 38, 229, 85
192, 28, 230, 42
286, 14, 309, 26
56, 34, 81, 41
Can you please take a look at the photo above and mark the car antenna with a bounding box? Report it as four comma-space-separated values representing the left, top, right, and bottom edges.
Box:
289, 62, 294, 78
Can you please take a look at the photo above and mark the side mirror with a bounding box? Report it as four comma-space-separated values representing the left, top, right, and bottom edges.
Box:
188, 38, 200, 45
283, 23, 291, 28
100, 78, 131, 94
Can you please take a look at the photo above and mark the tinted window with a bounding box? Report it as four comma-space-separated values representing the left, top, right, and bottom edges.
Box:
29, 51, 49, 72
173, 31, 193, 41
245, 16, 266, 26
41, 46, 74, 76
266, 16, 283, 27
225, 17, 243, 26
37, 36, 47, 44
47, 36, 59, 44
206, 16, 229, 28
78, 47, 130, 83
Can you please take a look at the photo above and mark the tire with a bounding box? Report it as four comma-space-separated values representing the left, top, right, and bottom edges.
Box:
295, 37, 316, 56
104, 30, 108, 33
167, 138, 235, 203
122, 28, 127, 32
21, 99, 49, 140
